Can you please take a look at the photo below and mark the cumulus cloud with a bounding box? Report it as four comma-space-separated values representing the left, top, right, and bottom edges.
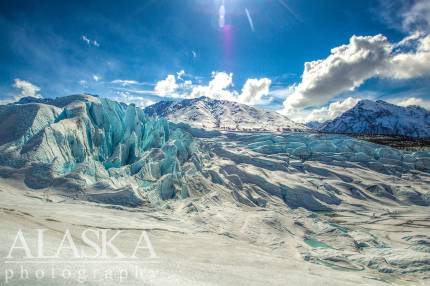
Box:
190, 72, 235, 100
153, 71, 272, 105
389, 97, 430, 110
0, 79, 42, 105
238, 78, 271, 105
384, 34, 430, 79
154, 75, 178, 96
14, 79, 41, 98
278, 97, 360, 123
304, 97, 359, 122
283, 32, 430, 112
283, 34, 391, 109
281, 0, 430, 115
113, 92, 155, 108
208, 71, 233, 91
183, 80, 193, 88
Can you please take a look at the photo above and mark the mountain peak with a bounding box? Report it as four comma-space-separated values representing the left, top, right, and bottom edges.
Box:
319, 99, 430, 138
144, 97, 307, 132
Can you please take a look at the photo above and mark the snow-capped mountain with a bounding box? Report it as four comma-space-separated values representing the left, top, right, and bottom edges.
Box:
318, 99, 430, 138
144, 96, 307, 132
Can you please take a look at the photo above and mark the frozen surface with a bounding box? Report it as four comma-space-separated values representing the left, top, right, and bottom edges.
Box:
0, 95, 430, 285
0, 95, 202, 205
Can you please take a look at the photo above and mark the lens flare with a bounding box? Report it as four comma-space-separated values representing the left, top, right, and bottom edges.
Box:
245, 8, 255, 32
218, 3, 225, 28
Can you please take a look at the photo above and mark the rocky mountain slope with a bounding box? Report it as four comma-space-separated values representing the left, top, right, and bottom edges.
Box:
318, 100, 430, 138
144, 96, 307, 132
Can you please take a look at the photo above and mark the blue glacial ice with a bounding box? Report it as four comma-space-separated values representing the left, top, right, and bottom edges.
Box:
0, 95, 203, 206
0, 95, 429, 209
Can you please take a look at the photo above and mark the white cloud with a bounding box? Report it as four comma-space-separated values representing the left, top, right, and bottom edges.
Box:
113, 92, 155, 108
82, 35, 100, 47
79, 80, 88, 87
190, 72, 236, 101
111, 79, 139, 86
395, 31, 423, 47
209, 71, 233, 91
278, 97, 359, 123
238, 78, 271, 105
176, 70, 185, 80
402, 0, 430, 32
1, 79, 42, 105
283, 34, 391, 109
304, 97, 359, 123
269, 86, 296, 99
153, 71, 273, 105
93, 75, 101, 82
283, 33, 430, 112
379, 0, 430, 34
14, 79, 41, 98
154, 75, 178, 96
388, 97, 430, 110
183, 80, 193, 88
278, 1, 430, 119
383, 34, 430, 79
82, 35, 90, 45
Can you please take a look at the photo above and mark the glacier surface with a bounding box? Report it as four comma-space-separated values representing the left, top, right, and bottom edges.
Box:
0, 94, 429, 210
0, 95, 204, 206
1, 95, 430, 284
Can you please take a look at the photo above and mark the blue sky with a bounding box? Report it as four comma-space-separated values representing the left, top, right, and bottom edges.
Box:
1, 0, 429, 122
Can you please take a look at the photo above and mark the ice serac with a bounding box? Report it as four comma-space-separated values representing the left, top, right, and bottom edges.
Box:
319, 99, 430, 138
0, 94, 203, 206
144, 96, 307, 132
1, 94, 429, 212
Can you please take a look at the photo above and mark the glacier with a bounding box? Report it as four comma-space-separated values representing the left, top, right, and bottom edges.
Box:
0, 94, 204, 206
1, 95, 430, 285
0, 94, 429, 209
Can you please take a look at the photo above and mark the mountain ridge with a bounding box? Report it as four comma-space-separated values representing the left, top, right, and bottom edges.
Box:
316, 99, 430, 138
144, 96, 307, 132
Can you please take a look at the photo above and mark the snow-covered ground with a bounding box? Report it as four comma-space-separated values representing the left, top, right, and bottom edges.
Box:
0, 95, 430, 285
1, 130, 430, 285
1, 161, 429, 286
